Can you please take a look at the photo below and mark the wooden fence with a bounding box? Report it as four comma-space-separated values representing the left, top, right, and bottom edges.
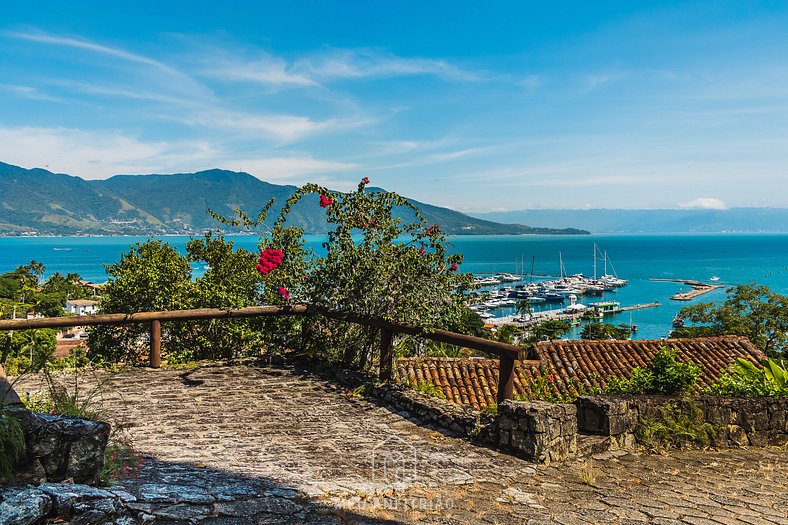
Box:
0, 304, 524, 403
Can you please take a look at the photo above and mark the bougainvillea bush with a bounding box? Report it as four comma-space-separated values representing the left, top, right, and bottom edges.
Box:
273, 179, 471, 368
89, 178, 472, 369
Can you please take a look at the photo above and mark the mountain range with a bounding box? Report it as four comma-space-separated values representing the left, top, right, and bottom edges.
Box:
0, 162, 586, 236
472, 208, 788, 233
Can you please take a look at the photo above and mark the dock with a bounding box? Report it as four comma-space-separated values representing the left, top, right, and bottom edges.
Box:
621, 302, 660, 311
488, 302, 661, 326
647, 278, 726, 301
671, 285, 724, 301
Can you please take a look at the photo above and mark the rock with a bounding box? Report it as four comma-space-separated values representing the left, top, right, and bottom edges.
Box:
7, 407, 110, 485
0, 488, 52, 525
214, 496, 303, 517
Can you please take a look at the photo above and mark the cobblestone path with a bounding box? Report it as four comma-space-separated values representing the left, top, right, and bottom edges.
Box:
18, 364, 788, 524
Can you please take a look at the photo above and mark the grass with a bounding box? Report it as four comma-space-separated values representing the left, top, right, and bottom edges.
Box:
578, 460, 598, 485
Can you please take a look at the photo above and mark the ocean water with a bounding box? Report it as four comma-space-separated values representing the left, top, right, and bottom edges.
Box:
1, 234, 786, 340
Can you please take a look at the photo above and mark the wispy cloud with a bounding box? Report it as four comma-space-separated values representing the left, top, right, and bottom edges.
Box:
223, 156, 358, 181
6, 30, 174, 72
0, 84, 68, 103
295, 48, 481, 82
198, 46, 482, 87
200, 51, 317, 87
185, 111, 374, 142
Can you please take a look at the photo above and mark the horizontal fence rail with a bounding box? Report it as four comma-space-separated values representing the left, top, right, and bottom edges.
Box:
0, 304, 523, 403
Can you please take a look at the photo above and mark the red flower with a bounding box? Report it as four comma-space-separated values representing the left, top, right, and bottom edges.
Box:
425, 225, 440, 235
418, 245, 425, 256
548, 374, 555, 383
361, 177, 370, 185
450, 263, 458, 271
257, 248, 283, 275
319, 194, 333, 208
277, 286, 290, 300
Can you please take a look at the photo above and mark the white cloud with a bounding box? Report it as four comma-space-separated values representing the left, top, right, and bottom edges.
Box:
0, 126, 222, 179
0, 126, 357, 185
223, 156, 359, 181
680, 197, 728, 210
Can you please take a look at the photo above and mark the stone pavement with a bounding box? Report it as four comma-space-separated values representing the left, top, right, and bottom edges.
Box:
16, 364, 788, 524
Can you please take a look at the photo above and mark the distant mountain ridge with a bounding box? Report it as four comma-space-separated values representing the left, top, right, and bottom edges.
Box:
472, 208, 788, 233
0, 162, 587, 236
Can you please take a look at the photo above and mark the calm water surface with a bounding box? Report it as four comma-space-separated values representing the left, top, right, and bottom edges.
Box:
1, 234, 786, 340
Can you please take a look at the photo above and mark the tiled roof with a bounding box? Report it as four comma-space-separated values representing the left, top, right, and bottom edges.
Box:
394, 336, 766, 411
394, 357, 546, 411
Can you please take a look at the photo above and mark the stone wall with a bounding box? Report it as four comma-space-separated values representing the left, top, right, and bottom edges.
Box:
7, 407, 110, 485
576, 395, 788, 449
366, 382, 497, 441
497, 400, 577, 464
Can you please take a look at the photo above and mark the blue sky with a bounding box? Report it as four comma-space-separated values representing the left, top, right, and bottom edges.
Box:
2, 1, 788, 211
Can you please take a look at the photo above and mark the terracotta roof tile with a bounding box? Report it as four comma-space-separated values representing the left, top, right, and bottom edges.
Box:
394, 336, 766, 411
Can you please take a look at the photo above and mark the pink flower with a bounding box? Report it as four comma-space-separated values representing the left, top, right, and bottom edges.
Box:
277, 286, 290, 300
319, 194, 333, 208
450, 263, 458, 271
418, 245, 425, 256
361, 177, 370, 185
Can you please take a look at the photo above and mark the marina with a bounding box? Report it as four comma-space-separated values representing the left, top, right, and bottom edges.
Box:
2, 233, 787, 340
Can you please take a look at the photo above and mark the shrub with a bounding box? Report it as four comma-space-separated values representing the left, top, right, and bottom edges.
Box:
602, 345, 700, 395
704, 357, 787, 397
518, 366, 599, 403
635, 400, 717, 451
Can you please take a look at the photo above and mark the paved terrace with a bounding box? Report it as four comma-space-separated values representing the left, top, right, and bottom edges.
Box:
17, 364, 788, 525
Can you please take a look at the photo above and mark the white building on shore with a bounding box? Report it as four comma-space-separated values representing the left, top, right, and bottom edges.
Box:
64, 299, 99, 316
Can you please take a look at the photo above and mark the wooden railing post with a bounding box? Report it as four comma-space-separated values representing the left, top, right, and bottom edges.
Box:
150, 320, 161, 369
379, 327, 394, 382
497, 355, 515, 405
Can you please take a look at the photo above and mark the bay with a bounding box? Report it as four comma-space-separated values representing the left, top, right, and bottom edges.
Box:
1, 233, 786, 340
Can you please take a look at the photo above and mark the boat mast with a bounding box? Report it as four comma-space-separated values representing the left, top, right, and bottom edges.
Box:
559, 252, 564, 279
530, 256, 535, 284
593, 243, 597, 280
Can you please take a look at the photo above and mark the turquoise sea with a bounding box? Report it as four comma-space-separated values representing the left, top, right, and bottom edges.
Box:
1, 234, 787, 340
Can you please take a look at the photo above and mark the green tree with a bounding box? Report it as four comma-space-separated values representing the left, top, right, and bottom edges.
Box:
166, 233, 269, 362
679, 283, 788, 357
1, 329, 57, 375
25, 260, 45, 284
528, 319, 571, 342
88, 240, 193, 363
580, 323, 631, 340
